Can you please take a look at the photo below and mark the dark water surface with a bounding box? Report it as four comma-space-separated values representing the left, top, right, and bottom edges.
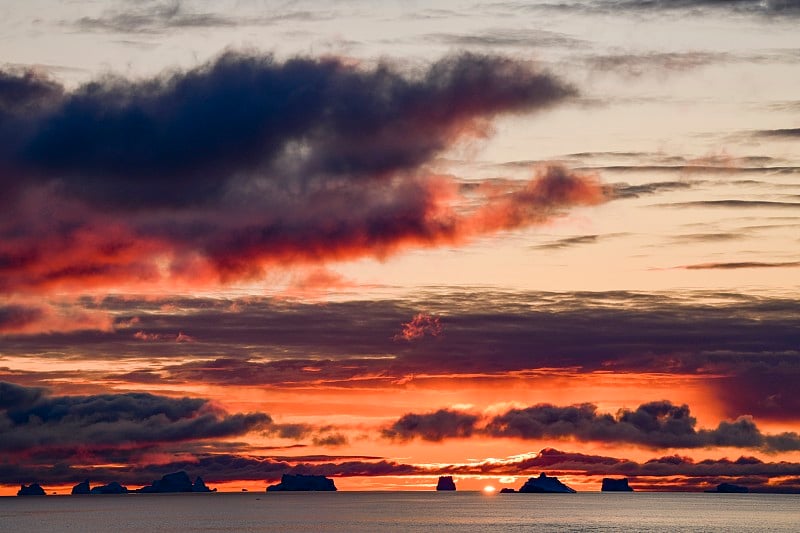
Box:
1, 492, 798, 532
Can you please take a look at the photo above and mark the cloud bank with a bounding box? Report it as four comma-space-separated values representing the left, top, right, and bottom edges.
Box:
0, 382, 270, 454
384, 400, 800, 451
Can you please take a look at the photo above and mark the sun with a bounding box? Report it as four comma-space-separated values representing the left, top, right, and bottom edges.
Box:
482, 485, 496, 494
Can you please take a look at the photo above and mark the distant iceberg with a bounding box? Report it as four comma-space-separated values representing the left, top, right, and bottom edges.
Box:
17, 483, 46, 496
137, 471, 216, 493
90, 482, 129, 494
267, 474, 337, 492
436, 476, 456, 491
519, 473, 576, 493
706, 483, 748, 493
601, 478, 633, 492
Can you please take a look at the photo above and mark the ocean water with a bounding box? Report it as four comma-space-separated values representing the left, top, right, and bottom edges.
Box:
1, 492, 798, 532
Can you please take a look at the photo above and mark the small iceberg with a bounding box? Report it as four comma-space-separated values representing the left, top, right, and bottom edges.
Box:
436, 476, 456, 491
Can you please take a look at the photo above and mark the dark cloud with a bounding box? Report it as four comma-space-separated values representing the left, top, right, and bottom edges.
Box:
0, 381, 271, 454
0, 301, 112, 335
662, 200, 800, 208
268, 423, 313, 440
385, 401, 800, 451
0, 53, 594, 293
72, 1, 335, 34
0, 69, 63, 115
382, 409, 480, 442
680, 261, 800, 270
0, 305, 44, 333
507, 0, 800, 17
0, 382, 45, 409
609, 181, 695, 199
670, 232, 744, 244
312, 433, 349, 447
765, 101, 800, 112
754, 128, 800, 138
531, 234, 599, 250
584, 51, 731, 76
428, 28, 586, 49
582, 49, 800, 77
7, 52, 573, 207
714, 369, 800, 424
586, 165, 799, 175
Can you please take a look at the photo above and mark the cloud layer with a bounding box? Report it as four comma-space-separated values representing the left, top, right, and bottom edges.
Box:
3, 290, 797, 421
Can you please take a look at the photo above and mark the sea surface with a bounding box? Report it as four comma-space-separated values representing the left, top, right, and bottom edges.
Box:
1, 492, 798, 532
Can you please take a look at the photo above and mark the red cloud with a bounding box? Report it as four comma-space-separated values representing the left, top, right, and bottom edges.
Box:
1, 166, 606, 295
395, 313, 444, 341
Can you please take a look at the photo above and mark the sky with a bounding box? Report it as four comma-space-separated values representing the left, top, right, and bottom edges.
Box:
1, 0, 799, 495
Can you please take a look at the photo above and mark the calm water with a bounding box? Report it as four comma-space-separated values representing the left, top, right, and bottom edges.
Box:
1, 492, 798, 532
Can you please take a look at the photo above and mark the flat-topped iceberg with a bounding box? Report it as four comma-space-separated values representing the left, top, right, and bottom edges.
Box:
519, 473, 576, 493
706, 482, 748, 493
267, 474, 337, 492
601, 478, 633, 492
436, 476, 456, 491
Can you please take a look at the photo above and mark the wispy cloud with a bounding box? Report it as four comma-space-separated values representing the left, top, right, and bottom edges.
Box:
70, 0, 335, 34
427, 28, 586, 49
754, 127, 800, 138
495, 0, 800, 18
679, 261, 800, 269
660, 200, 800, 209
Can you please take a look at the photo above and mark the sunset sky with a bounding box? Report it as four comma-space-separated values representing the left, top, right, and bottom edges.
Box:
1, 0, 799, 495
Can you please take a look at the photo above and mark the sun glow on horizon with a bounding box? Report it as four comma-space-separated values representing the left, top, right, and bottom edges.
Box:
483, 485, 496, 494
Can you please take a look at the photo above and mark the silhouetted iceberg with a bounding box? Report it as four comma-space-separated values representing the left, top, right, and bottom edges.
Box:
91, 482, 128, 494
519, 473, 576, 493
436, 476, 456, 491
137, 471, 194, 493
601, 478, 633, 492
266, 474, 337, 492
499, 488, 516, 493
192, 476, 215, 492
17, 483, 46, 496
71, 480, 91, 495
706, 482, 748, 493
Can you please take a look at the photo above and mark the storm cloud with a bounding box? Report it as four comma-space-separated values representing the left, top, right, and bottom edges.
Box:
0, 53, 605, 294
384, 400, 800, 451
0, 382, 271, 453
383, 409, 480, 442
4, 52, 573, 206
